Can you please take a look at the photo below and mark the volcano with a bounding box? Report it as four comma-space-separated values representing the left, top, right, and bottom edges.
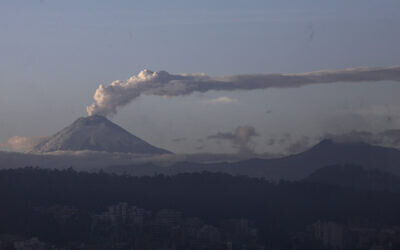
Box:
31, 115, 171, 154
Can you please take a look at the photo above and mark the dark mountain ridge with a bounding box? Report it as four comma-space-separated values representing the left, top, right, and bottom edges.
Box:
304, 164, 400, 192
106, 139, 400, 180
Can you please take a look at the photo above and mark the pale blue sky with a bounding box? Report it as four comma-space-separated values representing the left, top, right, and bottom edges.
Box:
1, 0, 400, 154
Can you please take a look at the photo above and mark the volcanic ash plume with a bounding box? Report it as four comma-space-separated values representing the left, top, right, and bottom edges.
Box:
87, 66, 400, 117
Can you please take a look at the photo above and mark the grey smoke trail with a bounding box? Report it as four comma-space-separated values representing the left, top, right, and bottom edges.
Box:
87, 66, 400, 117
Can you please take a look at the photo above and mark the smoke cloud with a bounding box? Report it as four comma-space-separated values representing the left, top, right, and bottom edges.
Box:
87, 66, 400, 117
207, 126, 259, 154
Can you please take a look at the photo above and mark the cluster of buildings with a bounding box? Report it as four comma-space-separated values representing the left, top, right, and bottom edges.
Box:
0, 236, 57, 250
0, 202, 264, 250
90, 202, 263, 250
292, 220, 400, 250
6, 203, 400, 250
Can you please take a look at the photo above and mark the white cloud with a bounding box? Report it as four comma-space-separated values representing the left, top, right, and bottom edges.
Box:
323, 129, 400, 150
207, 126, 259, 154
202, 96, 238, 105
0, 136, 48, 152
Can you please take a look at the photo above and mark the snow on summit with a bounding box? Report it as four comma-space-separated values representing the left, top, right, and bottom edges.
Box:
31, 115, 171, 155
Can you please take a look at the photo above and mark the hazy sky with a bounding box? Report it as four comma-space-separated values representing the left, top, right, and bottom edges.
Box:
1, 0, 400, 154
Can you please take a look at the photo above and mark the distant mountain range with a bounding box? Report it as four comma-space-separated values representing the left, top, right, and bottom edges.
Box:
31, 115, 170, 155
106, 139, 400, 180
2, 126, 400, 181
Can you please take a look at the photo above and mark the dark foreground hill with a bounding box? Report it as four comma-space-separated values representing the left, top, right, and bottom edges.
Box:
304, 164, 400, 192
1, 168, 400, 249
106, 139, 400, 180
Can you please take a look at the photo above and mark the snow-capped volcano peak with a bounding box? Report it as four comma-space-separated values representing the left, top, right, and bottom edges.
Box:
31, 115, 171, 154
